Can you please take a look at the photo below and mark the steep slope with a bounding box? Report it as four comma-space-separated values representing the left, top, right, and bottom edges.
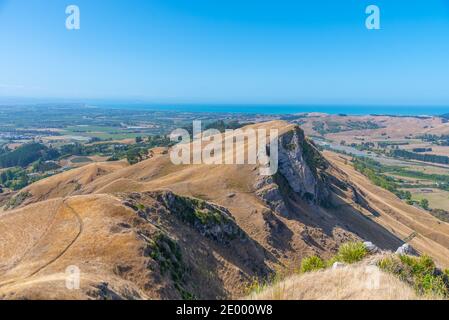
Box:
0, 191, 271, 299
324, 151, 449, 267
0, 121, 441, 300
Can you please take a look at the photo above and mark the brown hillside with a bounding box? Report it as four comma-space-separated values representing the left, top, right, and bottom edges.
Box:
0, 121, 446, 300
5, 161, 128, 209
324, 152, 449, 267
0, 192, 273, 299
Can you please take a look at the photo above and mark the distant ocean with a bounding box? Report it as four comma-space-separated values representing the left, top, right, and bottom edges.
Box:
2, 98, 447, 116
99, 103, 449, 116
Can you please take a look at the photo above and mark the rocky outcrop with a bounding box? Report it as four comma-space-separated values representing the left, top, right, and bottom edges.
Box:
396, 244, 419, 256
254, 176, 289, 216
278, 127, 329, 201
119, 191, 271, 299
255, 126, 332, 216
364, 241, 379, 254
332, 262, 346, 270
156, 191, 247, 244
123, 191, 247, 245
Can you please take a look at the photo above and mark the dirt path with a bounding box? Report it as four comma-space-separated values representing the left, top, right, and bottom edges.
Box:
26, 200, 83, 278
0, 199, 83, 287
0, 201, 62, 274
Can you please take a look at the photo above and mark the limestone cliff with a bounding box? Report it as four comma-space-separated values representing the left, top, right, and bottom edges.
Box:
255, 126, 331, 216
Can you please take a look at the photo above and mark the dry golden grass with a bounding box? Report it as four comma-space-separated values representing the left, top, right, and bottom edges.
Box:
3, 120, 449, 300
0, 195, 150, 300
300, 114, 449, 143
17, 161, 128, 206
248, 260, 426, 300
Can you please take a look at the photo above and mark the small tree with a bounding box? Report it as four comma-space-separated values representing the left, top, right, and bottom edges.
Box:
420, 198, 430, 210
405, 191, 412, 201
126, 148, 140, 164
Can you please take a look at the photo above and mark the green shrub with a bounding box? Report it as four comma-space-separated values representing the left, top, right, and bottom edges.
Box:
378, 256, 398, 272
300, 256, 326, 273
444, 269, 449, 277
399, 255, 435, 276
378, 254, 449, 298
416, 273, 447, 297
336, 242, 367, 264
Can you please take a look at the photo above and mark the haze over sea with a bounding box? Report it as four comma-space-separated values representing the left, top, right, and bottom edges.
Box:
97, 103, 449, 116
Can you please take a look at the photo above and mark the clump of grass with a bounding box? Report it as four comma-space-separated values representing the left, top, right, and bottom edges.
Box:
245, 262, 294, 296
399, 255, 434, 276
300, 256, 326, 273
300, 242, 368, 274
335, 241, 368, 264
247, 241, 375, 298
378, 254, 449, 298
419, 273, 448, 297
377, 256, 400, 274
326, 255, 340, 268
245, 277, 269, 295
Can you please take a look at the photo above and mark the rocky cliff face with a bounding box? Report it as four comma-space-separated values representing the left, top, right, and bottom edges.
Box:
119, 191, 271, 299
255, 126, 331, 216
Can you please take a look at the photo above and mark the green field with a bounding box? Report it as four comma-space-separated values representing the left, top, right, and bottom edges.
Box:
70, 156, 93, 164
63, 125, 152, 140
409, 189, 449, 211
353, 157, 449, 212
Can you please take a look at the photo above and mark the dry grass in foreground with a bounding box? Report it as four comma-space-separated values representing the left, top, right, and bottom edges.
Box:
247, 259, 427, 300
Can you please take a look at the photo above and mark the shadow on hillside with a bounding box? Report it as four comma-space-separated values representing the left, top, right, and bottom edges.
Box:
261, 209, 295, 253
146, 213, 278, 299
154, 224, 278, 299
275, 172, 404, 252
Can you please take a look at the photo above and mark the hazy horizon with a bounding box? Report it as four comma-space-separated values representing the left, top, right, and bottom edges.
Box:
0, 98, 447, 116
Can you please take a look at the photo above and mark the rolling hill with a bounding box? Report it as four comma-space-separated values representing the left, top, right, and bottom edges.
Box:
1, 121, 448, 300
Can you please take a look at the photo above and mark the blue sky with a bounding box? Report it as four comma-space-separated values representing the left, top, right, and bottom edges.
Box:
1, 0, 449, 106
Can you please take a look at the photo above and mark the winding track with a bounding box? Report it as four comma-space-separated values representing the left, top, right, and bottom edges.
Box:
0, 199, 83, 288
0, 201, 61, 274
26, 200, 84, 278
